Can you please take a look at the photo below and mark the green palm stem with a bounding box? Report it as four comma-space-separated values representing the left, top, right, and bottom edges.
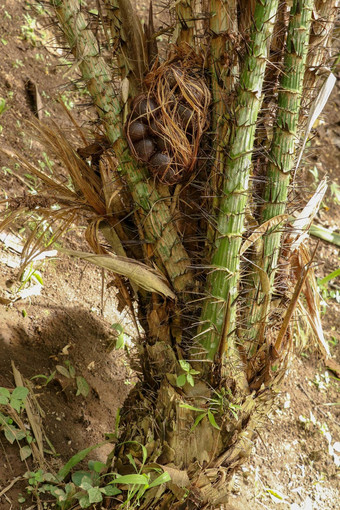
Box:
52, 0, 191, 292
197, 0, 279, 362
246, 0, 314, 353
174, 1, 195, 45
206, 0, 238, 252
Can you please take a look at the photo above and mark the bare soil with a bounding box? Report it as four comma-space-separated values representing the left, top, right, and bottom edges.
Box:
0, 1, 339, 509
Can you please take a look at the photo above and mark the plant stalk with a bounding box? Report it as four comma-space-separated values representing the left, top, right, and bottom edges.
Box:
198, 0, 279, 361
51, 0, 192, 292
247, 0, 314, 350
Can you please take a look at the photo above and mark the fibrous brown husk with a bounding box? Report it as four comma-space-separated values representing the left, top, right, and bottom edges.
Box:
125, 45, 210, 185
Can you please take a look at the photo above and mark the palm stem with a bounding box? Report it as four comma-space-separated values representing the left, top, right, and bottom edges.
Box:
198, 0, 279, 360
207, 0, 238, 252
174, 1, 195, 45
247, 0, 314, 349
51, 0, 192, 292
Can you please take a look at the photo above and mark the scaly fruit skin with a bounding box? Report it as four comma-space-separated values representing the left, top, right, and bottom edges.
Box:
199, 0, 279, 362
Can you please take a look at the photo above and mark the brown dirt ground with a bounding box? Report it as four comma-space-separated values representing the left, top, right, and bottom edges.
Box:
0, 1, 339, 510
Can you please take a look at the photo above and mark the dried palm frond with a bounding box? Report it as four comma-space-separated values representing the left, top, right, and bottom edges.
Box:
58, 248, 175, 299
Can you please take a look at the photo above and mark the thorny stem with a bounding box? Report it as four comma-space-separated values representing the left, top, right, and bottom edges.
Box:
174, 0, 196, 45
198, 0, 279, 362
51, 0, 192, 292
247, 0, 314, 351
207, 0, 238, 253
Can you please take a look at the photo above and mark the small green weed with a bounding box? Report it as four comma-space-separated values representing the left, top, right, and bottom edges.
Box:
330, 181, 340, 205
56, 360, 90, 397
111, 323, 132, 350
0, 386, 34, 460
180, 387, 241, 432
21, 14, 38, 45
318, 268, 340, 307
0, 98, 7, 115
180, 403, 221, 431
24, 441, 171, 509
176, 360, 200, 387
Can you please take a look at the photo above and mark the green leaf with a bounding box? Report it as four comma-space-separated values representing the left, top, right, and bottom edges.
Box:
58, 441, 111, 481
10, 399, 22, 413
32, 270, 43, 285
0, 98, 7, 115
88, 487, 103, 504
176, 374, 186, 387
0, 395, 9, 405
190, 413, 206, 431
115, 333, 125, 350
111, 323, 123, 334
141, 444, 148, 465
189, 369, 200, 375
20, 446, 32, 461
56, 365, 70, 378
4, 425, 26, 444
88, 460, 106, 473
68, 364, 76, 378
110, 474, 149, 485
12, 387, 29, 401
207, 410, 221, 430
148, 471, 171, 488
319, 268, 340, 287
186, 374, 194, 387
0, 388, 10, 400
72, 471, 92, 488
179, 403, 205, 412
76, 377, 90, 397
127, 453, 137, 472
179, 360, 190, 372
100, 485, 121, 496
54, 488, 67, 502
78, 493, 90, 508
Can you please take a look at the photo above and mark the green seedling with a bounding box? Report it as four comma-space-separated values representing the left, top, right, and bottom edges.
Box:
318, 268, 340, 308
0, 386, 34, 460
179, 403, 221, 431
0, 98, 7, 115
110, 323, 133, 352
20, 263, 44, 289
180, 387, 241, 432
107, 441, 171, 508
176, 360, 200, 387
13, 59, 24, 69
111, 323, 125, 350
31, 371, 56, 386
208, 387, 242, 420
56, 360, 90, 397
330, 181, 340, 205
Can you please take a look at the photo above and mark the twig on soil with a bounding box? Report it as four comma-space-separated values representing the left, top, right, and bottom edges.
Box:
0, 476, 22, 498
